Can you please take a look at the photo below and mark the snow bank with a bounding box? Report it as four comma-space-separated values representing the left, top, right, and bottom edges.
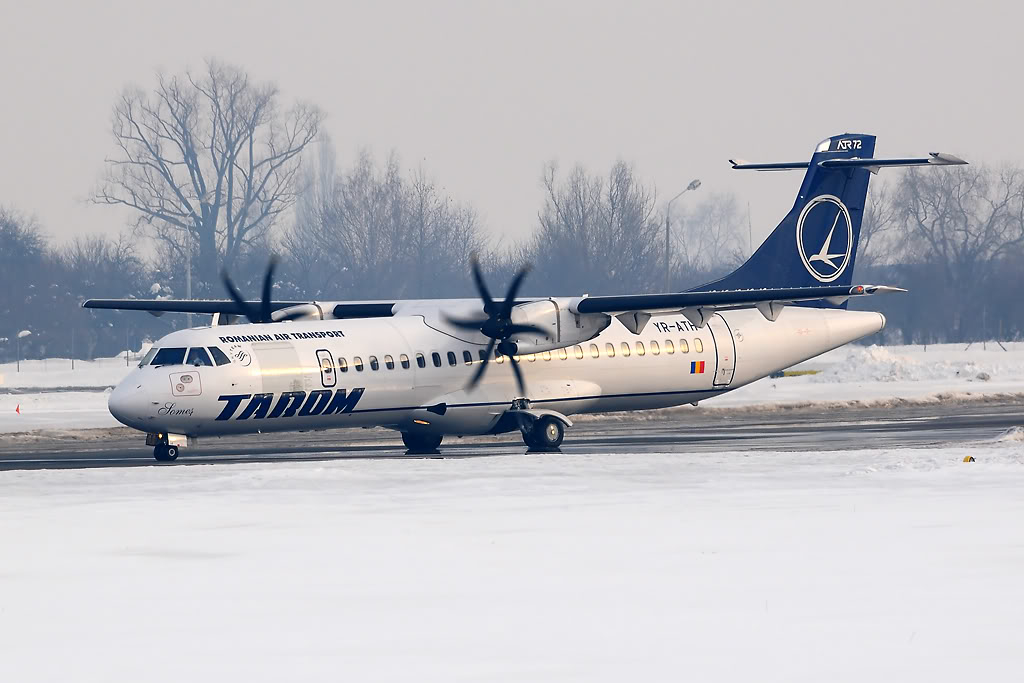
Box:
809, 344, 1024, 384
0, 356, 134, 389
0, 390, 119, 434
997, 426, 1024, 443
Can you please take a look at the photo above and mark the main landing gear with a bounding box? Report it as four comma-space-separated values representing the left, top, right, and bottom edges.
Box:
522, 415, 565, 452
402, 431, 443, 455
154, 444, 179, 462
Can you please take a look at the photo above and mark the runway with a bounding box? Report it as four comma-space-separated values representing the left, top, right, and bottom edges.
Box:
2, 399, 1021, 470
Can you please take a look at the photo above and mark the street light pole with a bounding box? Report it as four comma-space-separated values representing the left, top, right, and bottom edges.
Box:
186, 229, 193, 330
665, 179, 701, 292
16, 330, 31, 372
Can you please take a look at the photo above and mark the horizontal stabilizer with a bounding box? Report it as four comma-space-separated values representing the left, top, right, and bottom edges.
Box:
729, 160, 810, 171
819, 152, 968, 170
732, 152, 968, 172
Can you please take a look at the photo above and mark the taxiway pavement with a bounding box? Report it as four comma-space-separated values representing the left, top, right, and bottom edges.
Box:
1, 399, 1021, 470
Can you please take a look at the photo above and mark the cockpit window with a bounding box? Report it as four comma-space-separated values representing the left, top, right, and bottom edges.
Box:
186, 347, 213, 367
151, 347, 187, 366
208, 346, 231, 366
138, 347, 158, 368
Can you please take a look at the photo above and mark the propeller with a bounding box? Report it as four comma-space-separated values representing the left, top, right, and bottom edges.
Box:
445, 260, 548, 395
221, 256, 305, 323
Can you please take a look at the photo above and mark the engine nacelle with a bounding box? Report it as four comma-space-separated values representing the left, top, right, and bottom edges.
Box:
507, 298, 611, 354
271, 303, 324, 322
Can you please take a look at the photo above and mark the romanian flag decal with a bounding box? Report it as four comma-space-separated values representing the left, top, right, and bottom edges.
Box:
690, 360, 705, 374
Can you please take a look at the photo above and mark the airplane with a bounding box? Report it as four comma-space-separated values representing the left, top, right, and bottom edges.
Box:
85, 134, 966, 461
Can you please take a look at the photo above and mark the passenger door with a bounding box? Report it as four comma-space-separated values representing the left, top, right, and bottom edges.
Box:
706, 313, 736, 387
316, 349, 337, 388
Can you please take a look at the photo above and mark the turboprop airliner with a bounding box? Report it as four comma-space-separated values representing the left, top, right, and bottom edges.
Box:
85, 134, 965, 461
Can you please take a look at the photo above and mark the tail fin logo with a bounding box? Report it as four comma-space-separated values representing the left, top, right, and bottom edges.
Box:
796, 194, 853, 283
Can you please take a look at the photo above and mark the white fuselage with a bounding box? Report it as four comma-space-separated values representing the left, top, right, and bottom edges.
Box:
108, 307, 884, 439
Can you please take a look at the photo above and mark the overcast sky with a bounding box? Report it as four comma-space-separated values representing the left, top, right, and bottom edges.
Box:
2, 0, 1020, 252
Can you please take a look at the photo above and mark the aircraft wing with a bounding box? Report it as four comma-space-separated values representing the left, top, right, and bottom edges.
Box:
569, 284, 904, 326
82, 299, 399, 319
82, 299, 308, 315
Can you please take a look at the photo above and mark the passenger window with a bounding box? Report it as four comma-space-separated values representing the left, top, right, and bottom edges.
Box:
416, 353, 426, 369
151, 347, 186, 366
664, 340, 675, 354
605, 343, 615, 358
636, 341, 646, 356
369, 356, 379, 371
478, 349, 488, 362
542, 351, 551, 361
400, 354, 410, 369
447, 351, 457, 366
354, 356, 364, 371
590, 344, 600, 359
620, 342, 631, 357
679, 339, 690, 353
558, 348, 568, 360
694, 338, 703, 353
339, 357, 348, 372
385, 355, 395, 370
526, 353, 536, 362
432, 352, 442, 368
186, 347, 213, 367
208, 346, 231, 366
650, 341, 660, 356
496, 353, 505, 364
463, 350, 473, 365
575, 345, 584, 359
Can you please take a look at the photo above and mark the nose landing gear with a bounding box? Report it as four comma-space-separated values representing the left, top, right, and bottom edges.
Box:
146, 432, 187, 462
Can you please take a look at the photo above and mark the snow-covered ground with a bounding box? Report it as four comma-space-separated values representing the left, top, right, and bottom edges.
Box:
1, 443, 1023, 681
715, 342, 1024, 409
2, 343, 1022, 433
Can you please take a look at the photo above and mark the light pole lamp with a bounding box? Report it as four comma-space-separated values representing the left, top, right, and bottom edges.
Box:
16, 329, 31, 372
665, 179, 701, 291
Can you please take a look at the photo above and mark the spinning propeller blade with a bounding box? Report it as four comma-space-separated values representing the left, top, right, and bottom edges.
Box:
448, 258, 539, 395
221, 257, 282, 324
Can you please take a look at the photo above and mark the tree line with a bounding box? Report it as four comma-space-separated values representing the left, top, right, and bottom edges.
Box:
2, 60, 1023, 362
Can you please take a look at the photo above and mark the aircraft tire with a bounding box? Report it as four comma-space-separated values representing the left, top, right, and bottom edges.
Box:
402, 432, 443, 453
526, 416, 564, 451
153, 445, 179, 462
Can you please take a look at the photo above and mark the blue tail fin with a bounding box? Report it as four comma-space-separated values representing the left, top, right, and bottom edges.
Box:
692, 133, 876, 305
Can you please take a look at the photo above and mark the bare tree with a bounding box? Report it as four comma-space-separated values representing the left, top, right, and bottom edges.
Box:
674, 192, 746, 282
856, 183, 901, 268
525, 160, 661, 295
897, 165, 1024, 271
93, 60, 323, 294
894, 164, 1024, 339
285, 145, 486, 299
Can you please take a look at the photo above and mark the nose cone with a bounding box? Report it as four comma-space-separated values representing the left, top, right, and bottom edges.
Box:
108, 379, 148, 429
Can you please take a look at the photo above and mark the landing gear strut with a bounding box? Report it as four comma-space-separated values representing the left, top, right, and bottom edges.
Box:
523, 415, 564, 452
402, 431, 443, 454
154, 444, 179, 462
